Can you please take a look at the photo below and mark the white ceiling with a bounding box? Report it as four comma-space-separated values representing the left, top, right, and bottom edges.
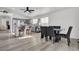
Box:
0, 7, 66, 19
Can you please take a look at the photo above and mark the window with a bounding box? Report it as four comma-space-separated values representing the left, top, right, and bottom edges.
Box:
40, 17, 49, 26
32, 19, 38, 24
40, 17, 48, 23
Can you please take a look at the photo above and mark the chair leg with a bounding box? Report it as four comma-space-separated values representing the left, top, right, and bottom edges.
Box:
67, 38, 71, 46
41, 34, 44, 39
53, 37, 55, 44
45, 37, 48, 41
49, 36, 52, 40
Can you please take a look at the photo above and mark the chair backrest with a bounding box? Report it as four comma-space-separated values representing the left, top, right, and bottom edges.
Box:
53, 26, 61, 34
40, 26, 44, 34
40, 26, 47, 34
53, 26, 61, 29
48, 26, 55, 36
67, 26, 73, 37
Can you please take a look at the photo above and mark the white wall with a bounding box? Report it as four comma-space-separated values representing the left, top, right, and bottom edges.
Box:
0, 15, 11, 30
48, 8, 79, 39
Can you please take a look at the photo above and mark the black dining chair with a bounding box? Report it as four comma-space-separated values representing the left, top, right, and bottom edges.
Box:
48, 26, 61, 42
40, 26, 48, 41
47, 26, 56, 43
58, 26, 73, 46
53, 26, 61, 35
53, 26, 61, 42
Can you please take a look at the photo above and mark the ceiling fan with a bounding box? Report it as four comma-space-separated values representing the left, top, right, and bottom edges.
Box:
0, 10, 8, 13
21, 7, 35, 13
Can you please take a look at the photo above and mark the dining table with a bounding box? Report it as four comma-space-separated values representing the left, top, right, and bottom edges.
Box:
40, 26, 64, 43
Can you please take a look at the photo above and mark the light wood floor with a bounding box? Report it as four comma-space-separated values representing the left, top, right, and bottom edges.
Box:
0, 31, 79, 51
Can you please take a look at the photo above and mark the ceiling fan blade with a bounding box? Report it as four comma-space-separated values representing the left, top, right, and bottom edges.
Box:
24, 10, 27, 12
28, 11, 31, 13
0, 10, 8, 13
5, 11, 8, 13
30, 10, 34, 11
3, 10, 8, 13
